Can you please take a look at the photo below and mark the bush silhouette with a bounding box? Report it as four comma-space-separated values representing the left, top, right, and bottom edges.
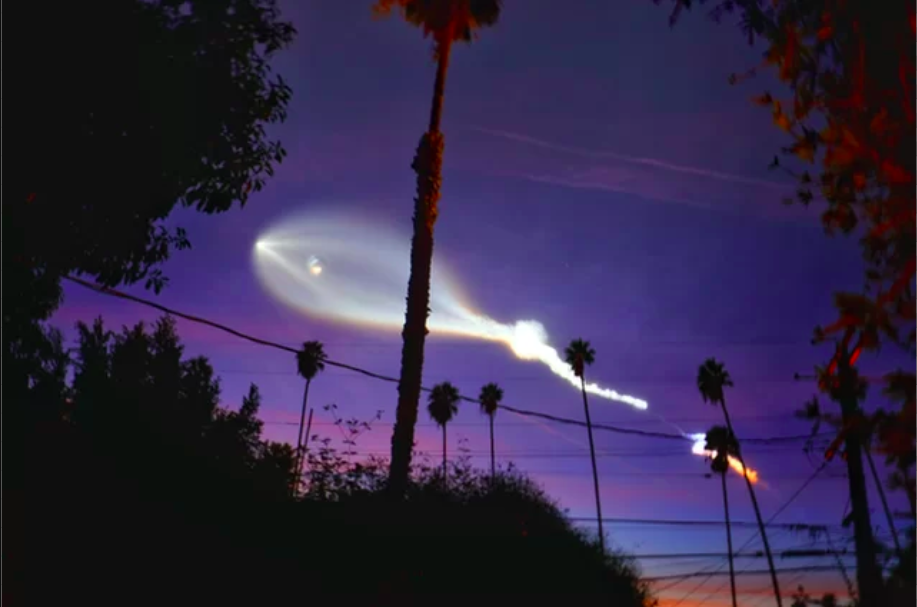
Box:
15, 315, 653, 606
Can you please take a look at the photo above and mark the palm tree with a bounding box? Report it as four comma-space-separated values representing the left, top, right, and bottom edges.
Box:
478, 382, 503, 479
373, 0, 501, 496
705, 425, 740, 607
564, 338, 605, 554
293, 341, 325, 493
427, 381, 460, 482
697, 357, 782, 607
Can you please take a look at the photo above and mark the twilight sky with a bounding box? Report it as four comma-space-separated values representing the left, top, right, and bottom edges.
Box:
53, 2, 911, 605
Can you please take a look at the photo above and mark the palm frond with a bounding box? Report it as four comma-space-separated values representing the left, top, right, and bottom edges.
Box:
295, 340, 326, 380
428, 381, 460, 427
479, 381, 503, 417
373, 0, 501, 43
564, 338, 596, 377
697, 357, 732, 404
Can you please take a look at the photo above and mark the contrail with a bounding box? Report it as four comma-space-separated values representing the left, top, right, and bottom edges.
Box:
252, 209, 648, 411
468, 125, 787, 191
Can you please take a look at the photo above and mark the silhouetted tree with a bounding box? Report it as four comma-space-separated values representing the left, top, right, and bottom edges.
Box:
799, 378, 915, 604
705, 425, 739, 607
373, 0, 502, 495
23, 312, 659, 604
294, 340, 326, 492
564, 338, 605, 554
790, 586, 841, 607
5, 0, 296, 435
658, 0, 914, 352
427, 381, 460, 482
661, 4, 915, 600
479, 382, 504, 479
697, 357, 781, 606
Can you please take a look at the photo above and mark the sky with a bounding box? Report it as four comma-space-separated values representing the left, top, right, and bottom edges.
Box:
52, 1, 912, 605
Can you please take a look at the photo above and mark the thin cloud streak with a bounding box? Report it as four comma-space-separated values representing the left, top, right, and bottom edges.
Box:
488, 168, 723, 212
469, 125, 788, 191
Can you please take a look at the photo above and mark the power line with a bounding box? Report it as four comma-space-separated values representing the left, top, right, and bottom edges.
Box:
644, 565, 841, 582
291, 450, 819, 461
566, 517, 841, 530
58, 275, 837, 446
676, 462, 831, 605
261, 414, 809, 428
210, 367, 812, 383
628, 549, 851, 560
263, 418, 829, 445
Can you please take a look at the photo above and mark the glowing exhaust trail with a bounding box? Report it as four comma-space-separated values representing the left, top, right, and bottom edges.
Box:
252, 210, 760, 482
251, 209, 648, 411
687, 433, 759, 484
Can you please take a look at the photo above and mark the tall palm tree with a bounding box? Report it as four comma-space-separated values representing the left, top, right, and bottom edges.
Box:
373, 0, 502, 496
698, 357, 782, 607
293, 340, 325, 493
564, 338, 605, 554
478, 382, 503, 479
427, 381, 460, 482
705, 425, 740, 607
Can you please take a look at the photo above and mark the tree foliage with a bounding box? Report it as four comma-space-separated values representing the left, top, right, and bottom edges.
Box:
479, 381, 503, 418
8, 0, 295, 293
4, 0, 296, 407
296, 341, 327, 381
697, 357, 734, 406
565, 338, 596, 378
373, 0, 501, 49
13, 313, 656, 605
427, 381, 461, 427
705, 425, 739, 475
658, 0, 915, 517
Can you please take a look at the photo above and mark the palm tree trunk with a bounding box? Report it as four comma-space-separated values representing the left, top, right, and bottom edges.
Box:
721, 472, 738, 607
865, 446, 903, 558
899, 460, 916, 517
489, 414, 496, 481
442, 424, 447, 484
388, 36, 453, 497
427, 34, 452, 133
292, 378, 311, 495
580, 375, 605, 554
719, 400, 782, 607
834, 351, 884, 606
842, 431, 885, 604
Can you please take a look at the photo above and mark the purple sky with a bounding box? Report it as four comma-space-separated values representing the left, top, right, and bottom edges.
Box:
54, 2, 911, 604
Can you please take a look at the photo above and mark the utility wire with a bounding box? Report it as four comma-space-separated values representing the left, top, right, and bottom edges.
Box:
643, 565, 841, 582
263, 415, 809, 428
620, 549, 850, 560
566, 517, 841, 530
60, 275, 836, 445
676, 462, 831, 605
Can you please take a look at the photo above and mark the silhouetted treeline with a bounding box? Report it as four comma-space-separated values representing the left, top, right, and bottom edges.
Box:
10, 315, 654, 605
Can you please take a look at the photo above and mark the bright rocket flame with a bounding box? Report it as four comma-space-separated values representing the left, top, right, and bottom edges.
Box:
251, 210, 648, 411
688, 433, 759, 483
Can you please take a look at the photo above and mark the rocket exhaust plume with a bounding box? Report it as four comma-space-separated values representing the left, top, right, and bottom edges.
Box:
252, 209, 648, 411
688, 433, 759, 483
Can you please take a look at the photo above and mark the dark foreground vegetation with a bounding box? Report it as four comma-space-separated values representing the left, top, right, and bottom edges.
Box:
9, 316, 652, 605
